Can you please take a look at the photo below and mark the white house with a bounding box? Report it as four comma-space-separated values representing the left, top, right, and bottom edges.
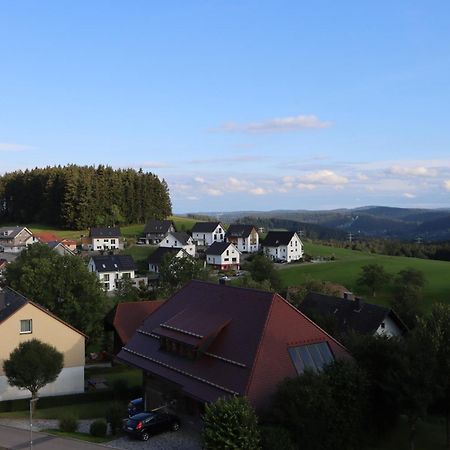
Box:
205, 242, 240, 271
0, 227, 36, 253
83, 227, 123, 251
88, 254, 136, 292
263, 231, 303, 262
48, 241, 76, 256
148, 247, 188, 273
225, 224, 259, 253
158, 232, 196, 257
141, 220, 176, 245
191, 222, 225, 247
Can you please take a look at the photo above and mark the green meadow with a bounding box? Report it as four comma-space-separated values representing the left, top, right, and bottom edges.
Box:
279, 242, 450, 311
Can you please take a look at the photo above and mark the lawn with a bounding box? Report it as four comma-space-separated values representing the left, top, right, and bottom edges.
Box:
122, 245, 156, 263
279, 242, 450, 311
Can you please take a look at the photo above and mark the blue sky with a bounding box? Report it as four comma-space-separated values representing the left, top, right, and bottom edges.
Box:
1, 1, 450, 213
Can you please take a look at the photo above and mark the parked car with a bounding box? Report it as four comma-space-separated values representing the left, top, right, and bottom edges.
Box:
127, 398, 144, 417
123, 412, 181, 441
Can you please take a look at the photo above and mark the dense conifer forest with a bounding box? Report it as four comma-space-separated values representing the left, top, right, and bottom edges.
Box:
0, 165, 172, 229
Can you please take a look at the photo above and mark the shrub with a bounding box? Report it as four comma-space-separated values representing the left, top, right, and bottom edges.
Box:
106, 402, 125, 435
261, 425, 295, 450
59, 414, 78, 433
90, 419, 107, 437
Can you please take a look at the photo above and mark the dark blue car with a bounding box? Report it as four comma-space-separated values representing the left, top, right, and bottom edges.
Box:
127, 398, 144, 417
123, 412, 180, 441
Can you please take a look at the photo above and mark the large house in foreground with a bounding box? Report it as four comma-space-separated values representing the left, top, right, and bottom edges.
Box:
88, 254, 137, 292
117, 281, 349, 414
225, 224, 259, 253
205, 242, 240, 271
83, 227, 123, 251
299, 292, 408, 338
0, 287, 86, 401
263, 231, 304, 262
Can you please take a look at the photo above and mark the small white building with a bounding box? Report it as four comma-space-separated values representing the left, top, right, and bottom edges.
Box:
148, 247, 188, 273
225, 224, 259, 253
0, 227, 36, 253
159, 232, 196, 257
263, 231, 303, 262
88, 254, 136, 292
84, 227, 123, 251
205, 242, 240, 271
191, 222, 225, 247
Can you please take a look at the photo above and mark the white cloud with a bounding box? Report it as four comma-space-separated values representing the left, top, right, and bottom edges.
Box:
194, 176, 206, 183
303, 170, 348, 186
443, 180, 450, 191
249, 187, 268, 195
297, 183, 316, 190
212, 115, 332, 133
187, 196, 199, 200
205, 188, 223, 196
389, 166, 437, 177
403, 192, 416, 198
0, 142, 34, 152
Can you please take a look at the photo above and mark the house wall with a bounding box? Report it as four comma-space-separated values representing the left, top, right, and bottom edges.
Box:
88, 260, 135, 291
0, 302, 85, 401
206, 245, 240, 269
193, 225, 225, 246
92, 237, 121, 251
159, 234, 196, 257
0, 229, 36, 253
374, 315, 403, 337
227, 231, 259, 253
263, 234, 304, 262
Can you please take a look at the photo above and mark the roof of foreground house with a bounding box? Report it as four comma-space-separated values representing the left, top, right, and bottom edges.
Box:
226, 224, 256, 238
299, 292, 408, 336
91, 254, 136, 272
263, 231, 298, 247
205, 241, 235, 256
144, 220, 174, 234
117, 280, 349, 410
89, 227, 121, 238
191, 222, 222, 233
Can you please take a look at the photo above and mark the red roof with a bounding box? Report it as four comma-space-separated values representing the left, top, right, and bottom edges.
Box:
117, 281, 349, 410
113, 301, 164, 345
35, 232, 60, 243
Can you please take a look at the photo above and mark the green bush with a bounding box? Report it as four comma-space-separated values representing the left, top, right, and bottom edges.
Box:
106, 402, 125, 435
90, 419, 107, 437
59, 414, 78, 433
261, 425, 295, 450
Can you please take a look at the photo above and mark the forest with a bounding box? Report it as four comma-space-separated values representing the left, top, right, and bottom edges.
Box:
0, 165, 172, 229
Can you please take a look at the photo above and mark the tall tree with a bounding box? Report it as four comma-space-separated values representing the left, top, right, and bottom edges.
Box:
357, 264, 391, 297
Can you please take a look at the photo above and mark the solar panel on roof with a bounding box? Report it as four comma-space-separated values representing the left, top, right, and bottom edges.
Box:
288, 342, 334, 375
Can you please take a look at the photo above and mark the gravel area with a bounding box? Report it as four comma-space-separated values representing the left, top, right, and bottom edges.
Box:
0, 418, 202, 450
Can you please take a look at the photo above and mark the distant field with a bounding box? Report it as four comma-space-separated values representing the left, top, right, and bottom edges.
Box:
279, 242, 450, 311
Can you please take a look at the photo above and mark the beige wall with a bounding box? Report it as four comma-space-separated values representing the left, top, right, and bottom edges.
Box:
0, 303, 85, 376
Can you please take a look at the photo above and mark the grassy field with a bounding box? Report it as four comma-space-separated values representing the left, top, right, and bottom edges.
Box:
279, 242, 450, 311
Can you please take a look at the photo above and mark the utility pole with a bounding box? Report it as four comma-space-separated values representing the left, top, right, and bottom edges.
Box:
347, 232, 353, 243
416, 236, 423, 245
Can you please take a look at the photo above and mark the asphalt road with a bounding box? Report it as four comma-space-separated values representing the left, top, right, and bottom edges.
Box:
0, 424, 104, 450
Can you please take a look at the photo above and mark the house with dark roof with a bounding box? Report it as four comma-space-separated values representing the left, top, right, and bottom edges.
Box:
48, 241, 76, 256
0, 226, 36, 253
263, 231, 303, 262
0, 287, 86, 401
298, 292, 408, 338
105, 300, 164, 354
225, 224, 259, 253
148, 247, 189, 273
191, 222, 225, 246
205, 242, 240, 271
88, 254, 137, 292
117, 280, 349, 414
159, 232, 196, 257
142, 220, 176, 244
83, 227, 122, 251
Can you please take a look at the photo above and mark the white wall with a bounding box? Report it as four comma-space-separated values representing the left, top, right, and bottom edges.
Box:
92, 237, 121, 250
193, 225, 225, 246
206, 245, 240, 268
264, 234, 303, 262
0, 366, 84, 401
159, 234, 196, 257
374, 315, 403, 337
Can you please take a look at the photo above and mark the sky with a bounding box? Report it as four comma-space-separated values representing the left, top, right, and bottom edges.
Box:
1, 1, 450, 213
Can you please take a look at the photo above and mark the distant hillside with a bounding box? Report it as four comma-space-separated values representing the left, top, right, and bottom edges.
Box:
191, 206, 450, 242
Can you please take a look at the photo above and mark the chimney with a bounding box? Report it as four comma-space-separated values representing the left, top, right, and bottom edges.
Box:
343, 291, 354, 301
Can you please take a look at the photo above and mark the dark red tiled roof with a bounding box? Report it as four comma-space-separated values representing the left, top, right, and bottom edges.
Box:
117, 281, 349, 410
113, 301, 164, 345
35, 232, 60, 243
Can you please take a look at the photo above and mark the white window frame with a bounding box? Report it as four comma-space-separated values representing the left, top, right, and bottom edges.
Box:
20, 319, 32, 334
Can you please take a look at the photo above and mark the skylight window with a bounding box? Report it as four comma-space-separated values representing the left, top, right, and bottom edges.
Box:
288, 342, 334, 375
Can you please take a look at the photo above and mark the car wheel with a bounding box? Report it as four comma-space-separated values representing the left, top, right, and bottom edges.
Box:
172, 422, 180, 432
141, 432, 150, 441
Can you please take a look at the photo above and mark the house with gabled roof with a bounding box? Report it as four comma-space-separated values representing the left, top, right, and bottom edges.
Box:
159, 231, 196, 257
105, 300, 164, 354
148, 247, 188, 273
142, 220, 176, 244
191, 222, 225, 247
263, 231, 303, 262
117, 280, 349, 414
88, 254, 137, 292
0, 226, 37, 253
205, 242, 240, 271
47, 241, 76, 256
225, 224, 259, 253
299, 292, 408, 338
82, 227, 122, 251
0, 287, 86, 401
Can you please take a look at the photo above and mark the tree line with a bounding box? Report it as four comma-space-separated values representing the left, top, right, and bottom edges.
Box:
0, 165, 172, 229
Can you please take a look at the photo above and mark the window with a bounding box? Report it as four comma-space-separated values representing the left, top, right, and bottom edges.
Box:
288, 342, 334, 375
122, 272, 131, 279
20, 319, 32, 334
104, 239, 109, 242
103, 282, 109, 290
103, 274, 110, 281
111, 239, 116, 245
